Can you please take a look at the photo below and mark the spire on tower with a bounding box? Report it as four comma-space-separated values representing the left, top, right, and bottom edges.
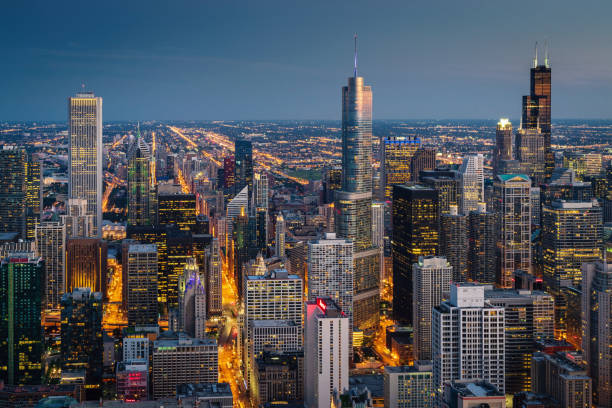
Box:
533, 41, 538, 68
137, 121, 141, 138
544, 40, 550, 68
353, 33, 358, 78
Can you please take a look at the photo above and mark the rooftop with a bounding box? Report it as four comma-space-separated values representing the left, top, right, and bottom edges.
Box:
449, 380, 504, 397
176, 382, 232, 398
251, 319, 298, 328
128, 244, 157, 253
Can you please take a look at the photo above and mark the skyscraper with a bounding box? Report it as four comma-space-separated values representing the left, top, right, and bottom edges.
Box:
380, 136, 420, 200
68, 92, 103, 237
494, 118, 513, 175
0, 252, 43, 385
410, 147, 437, 182
335, 42, 380, 332
25, 154, 41, 240
226, 185, 248, 239
494, 174, 531, 288
234, 139, 253, 197
307, 233, 354, 334
392, 185, 439, 324
127, 126, 153, 226
439, 205, 468, 282
36, 221, 66, 311
516, 127, 546, 185
126, 244, 158, 326
61, 198, 95, 238
467, 203, 497, 284
432, 284, 505, 399
207, 238, 223, 317
275, 212, 285, 258
384, 363, 435, 408
522, 46, 552, 179
65, 238, 108, 295
413, 256, 452, 361
177, 258, 206, 339
0, 146, 27, 238
581, 261, 612, 406
304, 298, 349, 408
458, 154, 484, 214
157, 191, 197, 231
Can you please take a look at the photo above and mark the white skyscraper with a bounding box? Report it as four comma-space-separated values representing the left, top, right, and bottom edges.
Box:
68, 92, 103, 237
252, 173, 268, 211
61, 198, 95, 238
458, 154, 484, 214
413, 256, 452, 361
226, 185, 248, 237
305, 298, 350, 408
307, 233, 354, 331
432, 283, 505, 400
35, 220, 66, 311
275, 213, 285, 258
178, 258, 206, 339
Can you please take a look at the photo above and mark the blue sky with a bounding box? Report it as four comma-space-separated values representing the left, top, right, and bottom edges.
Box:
1, 0, 611, 120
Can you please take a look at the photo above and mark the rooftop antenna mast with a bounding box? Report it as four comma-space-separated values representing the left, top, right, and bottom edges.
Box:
544, 40, 550, 68
533, 41, 538, 68
353, 33, 358, 78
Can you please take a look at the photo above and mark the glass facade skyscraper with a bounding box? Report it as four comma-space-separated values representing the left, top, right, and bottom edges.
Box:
380, 136, 420, 201
234, 139, 253, 197
128, 128, 153, 226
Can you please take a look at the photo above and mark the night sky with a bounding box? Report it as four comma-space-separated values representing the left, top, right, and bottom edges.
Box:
1, 0, 611, 121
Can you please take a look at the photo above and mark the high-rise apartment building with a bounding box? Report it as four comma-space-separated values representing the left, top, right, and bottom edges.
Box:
494, 118, 513, 175
581, 261, 612, 406
36, 221, 66, 311
126, 244, 158, 326
380, 136, 420, 200
439, 205, 468, 282
223, 156, 235, 191
0, 146, 27, 238
207, 238, 223, 316
531, 352, 591, 408
392, 185, 439, 324
432, 284, 505, 398
458, 154, 484, 214
68, 92, 103, 237
25, 154, 41, 240
151, 332, 218, 398
384, 362, 434, 408
307, 233, 354, 334
275, 212, 285, 258
65, 238, 108, 295
468, 203, 497, 284
61, 288, 103, 397
485, 288, 555, 394
335, 53, 380, 333
323, 167, 342, 204
0, 253, 43, 385
127, 127, 153, 226
252, 172, 268, 210
177, 258, 206, 339
413, 256, 452, 361
234, 139, 253, 197
304, 298, 350, 408
494, 174, 531, 288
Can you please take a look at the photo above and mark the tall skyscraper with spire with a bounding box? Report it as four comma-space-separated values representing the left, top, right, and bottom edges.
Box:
521, 43, 552, 180
335, 35, 380, 333
69, 91, 103, 237
128, 124, 153, 226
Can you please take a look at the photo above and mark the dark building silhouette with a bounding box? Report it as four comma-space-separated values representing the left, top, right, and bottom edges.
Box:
234, 140, 253, 197
66, 238, 108, 296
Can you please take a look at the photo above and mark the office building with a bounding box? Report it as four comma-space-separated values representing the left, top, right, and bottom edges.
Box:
116, 360, 148, 402
410, 147, 437, 182
275, 212, 285, 258
61, 198, 95, 238
234, 139, 253, 197
60, 288, 103, 396
442, 380, 506, 408
458, 154, 484, 214
165, 228, 192, 309
372, 201, 385, 279
422, 173, 459, 215
531, 352, 591, 408
223, 156, 235, 191
65, 238, 107, 295
68, 92, 103, 237
392, 185, 439, 324
36, 221, 66, 311
516, 128, 546, 185
485, 288, 555, 393
253, 172, 268, 210
232, 210, 250, 296
531, 186, 541, 225
494, 174, 531, 288
0, 253, 43, 385
380, 136, 420, 200
254, 351, 304, 405
0, 146, 27, 238
440, 206, 468, 282
226, 185, 248, 238
125, 244, 158, 326
176, 383, 233, 408
432, 284, 505, 398
307, 232, 354, 333
581, 261, 612, 406
177, 258, 206, 339
207, 237, 223, 316
384, 362, 434, 408
323, 167, 342, 204
127, 127, 153, 226
542, 200, 602, 291
413, 256, 452, 361
25, 154, 41, 240
305, 298, 349, 408
468, 203, 496, 284
151, 332, 218, 398
521, 47, 552, 178
335, 53, 381, 333
157, 191, 196, 231
494, 118, 513, 175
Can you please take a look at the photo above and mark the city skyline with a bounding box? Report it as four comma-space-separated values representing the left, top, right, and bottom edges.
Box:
1, 1, 612, 121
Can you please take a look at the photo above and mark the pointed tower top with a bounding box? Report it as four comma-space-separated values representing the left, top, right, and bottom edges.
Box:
533, 41, 538, 68
136, 122, 141, 139
544, 40, 550, 68
353, 33, 358, 78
